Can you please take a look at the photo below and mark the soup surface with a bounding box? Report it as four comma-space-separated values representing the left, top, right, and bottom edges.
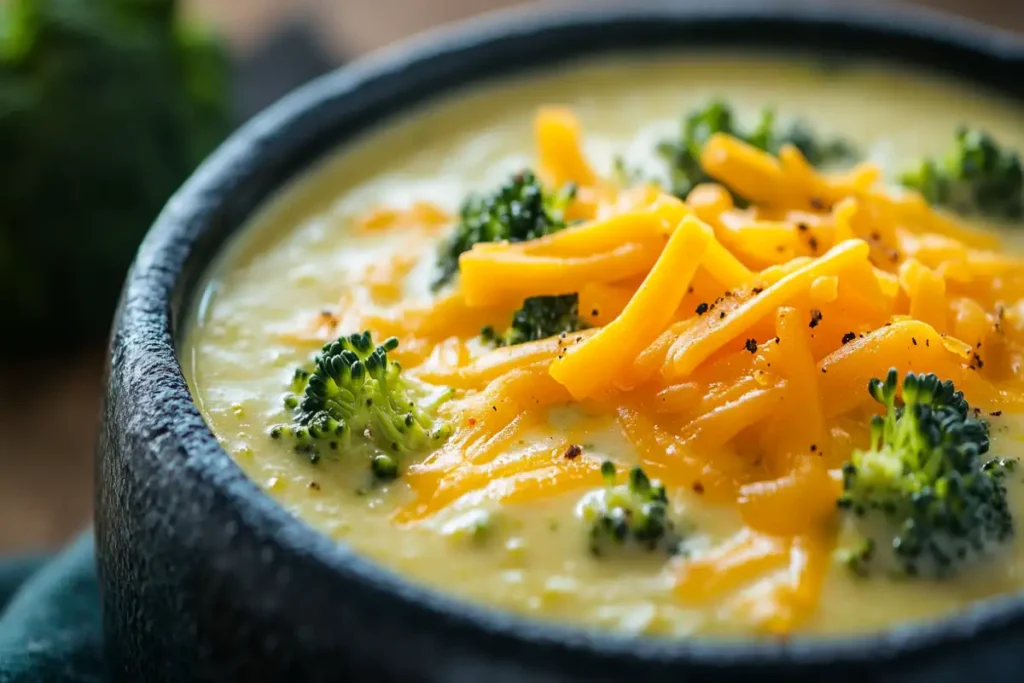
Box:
184, 55, 1024, 637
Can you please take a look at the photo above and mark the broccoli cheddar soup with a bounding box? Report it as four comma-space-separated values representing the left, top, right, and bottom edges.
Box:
184, 56, 1024, 637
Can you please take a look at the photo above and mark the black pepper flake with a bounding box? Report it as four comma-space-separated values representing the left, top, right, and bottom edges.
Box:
808, 237, 819, 252
752, 287, 764, 295
687, 286, 694, 294
810, 197, 825, 210
809, 309, 823, 329
492, 405, 498, 411
719, 311, 726, 319
696, 302, 709, 315
869, 231, 881, 242
744, 338, 758, 353
972, 352, 985, 369
774, 336, 780, 344
841, 332, 856, 345
912, 337, 918, 346
821, 367, 828, 373
308, 481, 321, 491
810, 444, 817, 453
563, 444, 583, 460
692, 481, 705, 495
925, 339, 930, 347
991, 411, 1003, 417
591, 308, 599, 317
797, 223, 809, 232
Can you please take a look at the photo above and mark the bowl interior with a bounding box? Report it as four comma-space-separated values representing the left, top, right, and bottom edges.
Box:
142, 0, 1024, 674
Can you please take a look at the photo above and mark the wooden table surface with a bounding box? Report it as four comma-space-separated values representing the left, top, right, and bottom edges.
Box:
2, 0, 1021, 554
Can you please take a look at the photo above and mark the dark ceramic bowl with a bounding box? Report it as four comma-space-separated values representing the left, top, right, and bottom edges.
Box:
96, 2, 1024, 682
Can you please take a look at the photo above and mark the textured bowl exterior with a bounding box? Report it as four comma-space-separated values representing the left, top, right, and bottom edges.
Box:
95, 2, 1024, 682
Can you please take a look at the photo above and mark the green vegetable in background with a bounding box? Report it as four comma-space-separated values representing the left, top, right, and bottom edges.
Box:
0, 0, 230, 350
433, 170, 576, 290
900, 127, 1023, 221
655, 101, 857, 200
481, 294, 588, 348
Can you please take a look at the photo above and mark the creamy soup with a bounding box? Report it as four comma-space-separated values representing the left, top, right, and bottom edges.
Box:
184, 55, 1024, 637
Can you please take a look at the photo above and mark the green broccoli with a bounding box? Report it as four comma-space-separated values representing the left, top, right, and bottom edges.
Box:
579, 461, 681, 557
433, 170, 576, 289
837, 369, 1017, 577
270, 331, 452, 478
655, 101, 856, 199
0, 0, 230, 349
481, 294, 588, 347
900, 127, 1022, 221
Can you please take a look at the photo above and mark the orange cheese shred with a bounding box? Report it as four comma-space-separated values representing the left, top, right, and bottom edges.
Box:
513, 211, 666, 258
898, 258, 948, 333
765, 307, 828, 467
535, 106, 599, 188
665, 239, 871, 379
549, 216, 713, 399
732, 533, 832, 633
458, 241, 660, 307
355, 201, 451, 233
818, 320, 971, 417
418, 330, 598, 390
675, 529, 791, 602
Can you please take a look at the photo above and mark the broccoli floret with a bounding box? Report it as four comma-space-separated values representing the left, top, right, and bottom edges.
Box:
270, 331, 452, 476
578, 461, 681, 557
481, 294, 588, 347
433, 170, 576, 289
0, 0, 230, 349
837, 369, 1017, 577
834, 537, 876, 578
900, 127, 1022, 220
656, 101, 856, 199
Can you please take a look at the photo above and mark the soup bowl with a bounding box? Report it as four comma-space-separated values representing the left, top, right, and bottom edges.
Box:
95, 2, 1024, 681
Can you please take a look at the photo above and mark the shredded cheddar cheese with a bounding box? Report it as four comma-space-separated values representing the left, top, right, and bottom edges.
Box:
306, 106, 1024, 634
550, 216, 712, 399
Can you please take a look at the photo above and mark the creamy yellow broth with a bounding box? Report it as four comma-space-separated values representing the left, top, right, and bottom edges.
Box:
184, 55, 1024, 637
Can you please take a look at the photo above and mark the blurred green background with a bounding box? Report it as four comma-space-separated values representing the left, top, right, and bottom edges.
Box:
0, 0, 1019, 554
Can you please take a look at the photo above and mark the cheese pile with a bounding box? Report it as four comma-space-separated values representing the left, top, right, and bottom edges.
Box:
334, 107, 1024, 631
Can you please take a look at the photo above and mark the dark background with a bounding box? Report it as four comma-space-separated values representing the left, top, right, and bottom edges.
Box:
1, 0, 1020, 554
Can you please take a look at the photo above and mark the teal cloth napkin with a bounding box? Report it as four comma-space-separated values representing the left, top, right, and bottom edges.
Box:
0, 534, 106, 682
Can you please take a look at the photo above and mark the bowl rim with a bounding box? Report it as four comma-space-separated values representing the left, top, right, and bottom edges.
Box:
115, 0, 1024, 672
